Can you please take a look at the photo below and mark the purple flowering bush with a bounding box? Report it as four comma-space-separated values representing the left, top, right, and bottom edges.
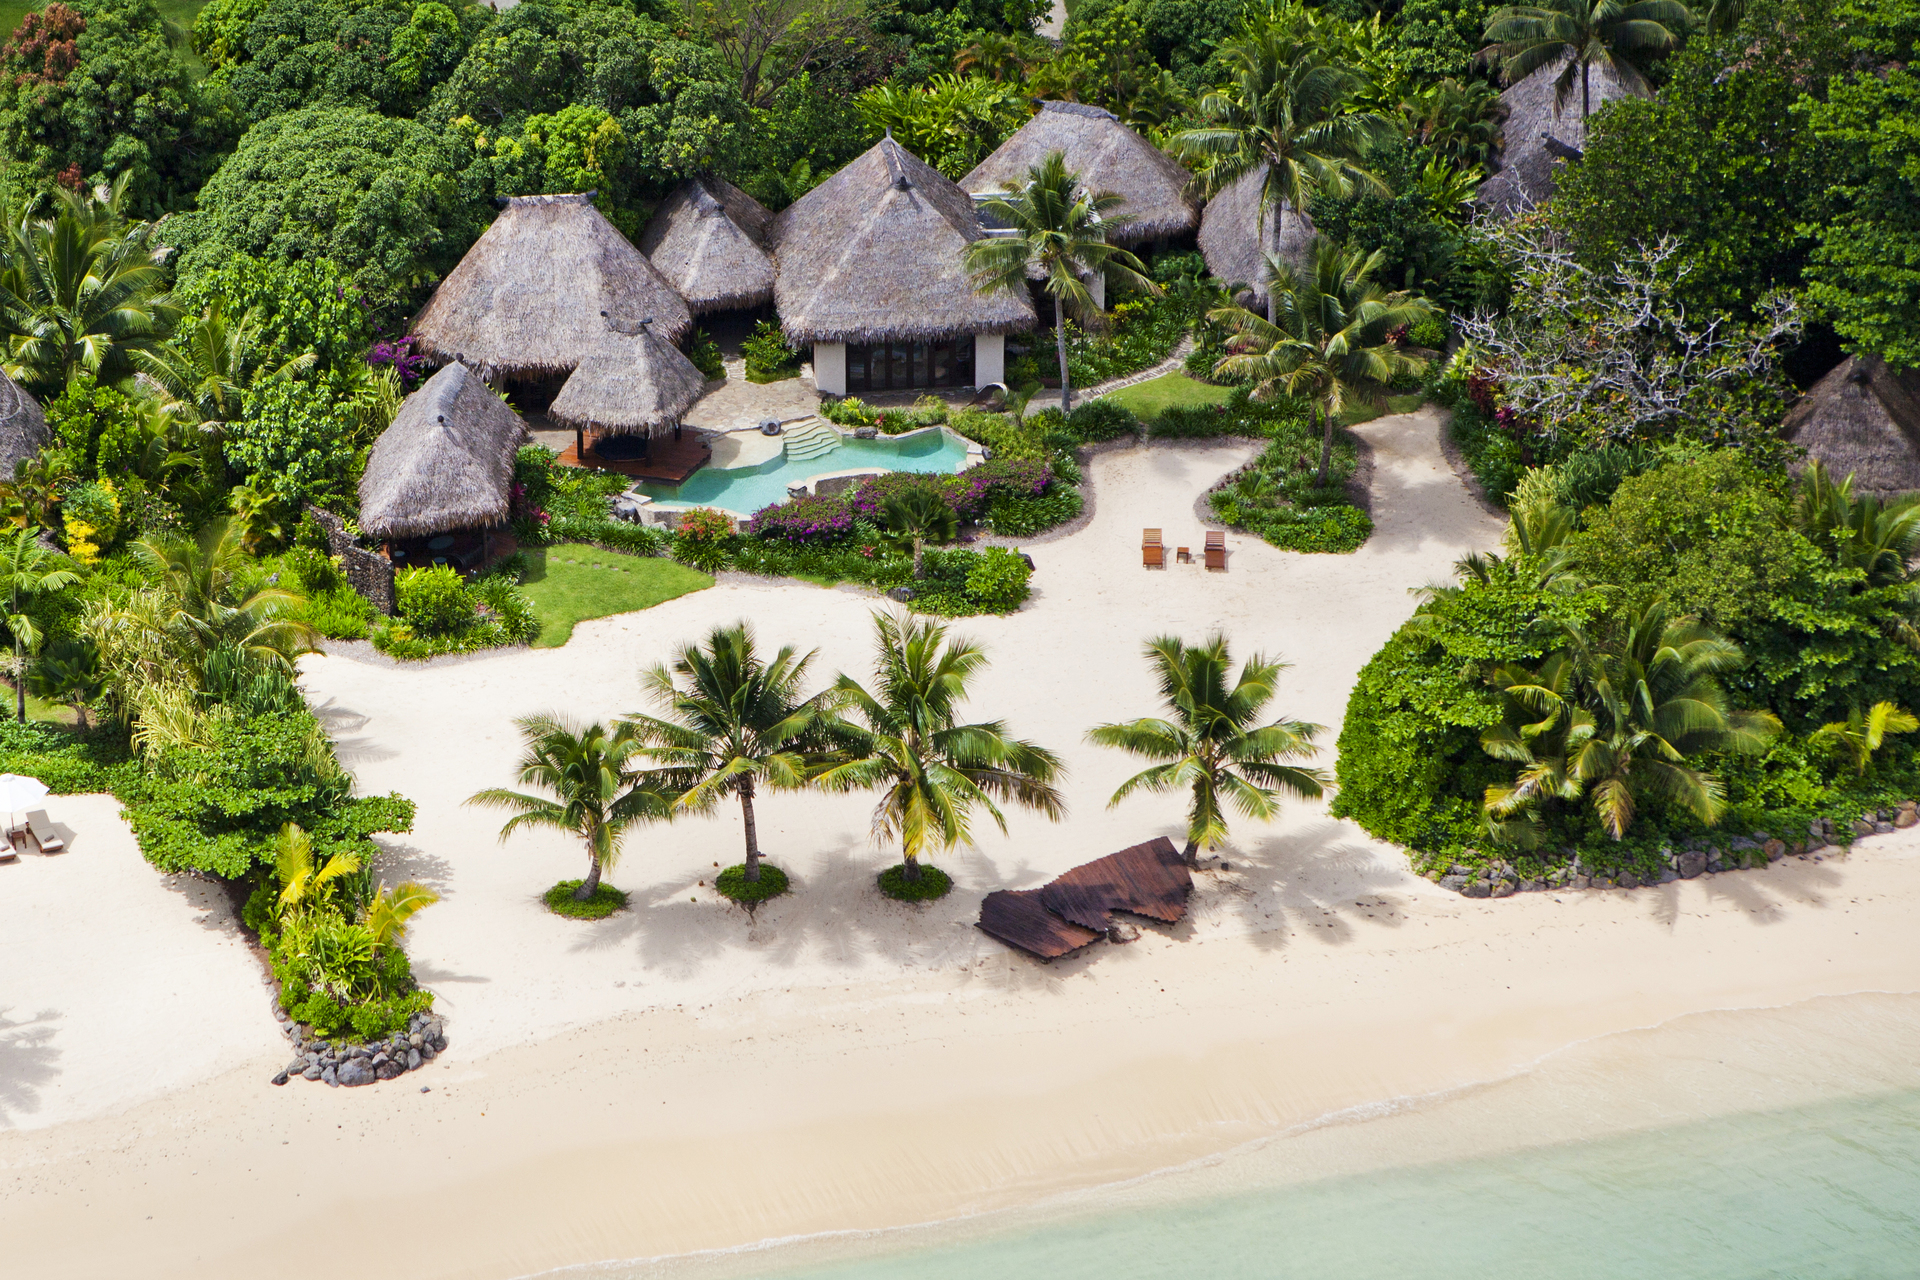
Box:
847, 472, 958, 522
750, 494, 854, 544
951, 458, 1053, 521
367, 334, 428, 389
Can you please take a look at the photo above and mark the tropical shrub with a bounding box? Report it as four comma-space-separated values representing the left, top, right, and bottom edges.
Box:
1065, 398, 1140, 442
742, 321, 800, 381
962, 547, 1031, 613
820, 396, 879, 428
543, 880, 628, 919
750, 494, 854, 544
715, 862, 790, 903
395, 565, 469, 635
687, 328, 726, 379
672, 508, 737, 571
375, 565, 539, 659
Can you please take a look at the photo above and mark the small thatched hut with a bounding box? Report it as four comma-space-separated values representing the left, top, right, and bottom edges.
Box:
409, 193, 693, 411
358, 361, 527, 567
1783, 356, 1920, 498
768, 135, 1035, 396
0, 372, 48, 479
1477, 55, 1632, 217
549, 318, 708, 456
961, 100, 1198, 247
1196, 165, 1318, 311
638, 177, 776, 315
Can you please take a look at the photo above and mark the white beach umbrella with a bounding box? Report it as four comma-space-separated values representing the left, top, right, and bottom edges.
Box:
0, 772, 48, 830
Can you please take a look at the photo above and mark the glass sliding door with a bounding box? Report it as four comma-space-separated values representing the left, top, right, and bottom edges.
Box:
845, 336, 979, 392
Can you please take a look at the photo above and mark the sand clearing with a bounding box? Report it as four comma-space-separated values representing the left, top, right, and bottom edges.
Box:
4, 410, 1917, 1279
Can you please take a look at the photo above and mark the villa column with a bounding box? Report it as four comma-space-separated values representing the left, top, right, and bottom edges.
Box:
813, 342, 847, 396
975, 333, 1005, 387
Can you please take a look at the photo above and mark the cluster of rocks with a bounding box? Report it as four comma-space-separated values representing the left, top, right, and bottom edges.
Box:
270, 1012, 449, 1087
1429, 803, 1920, 899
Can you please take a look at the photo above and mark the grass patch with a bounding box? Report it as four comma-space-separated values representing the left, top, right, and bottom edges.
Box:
1386, 393, 1427, 414
715, 862, 790, 903
518, 543, 713, 648
745, 368, 801, 384
543, 880, 628, 919
877, 862, 954, 902
1102, 374, 1233, 421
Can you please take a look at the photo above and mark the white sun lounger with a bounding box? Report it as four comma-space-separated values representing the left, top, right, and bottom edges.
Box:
25, 810, 62, 853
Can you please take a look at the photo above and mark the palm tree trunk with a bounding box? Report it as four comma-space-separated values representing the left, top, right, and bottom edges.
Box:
740, 779, 761, 882
902, 853, 920, 883
576, 849, 603, 899
14, 638, 22, 724
1181, 839, 1199, 868
1581, 59, 1590, 122
1315, 400, 1335, 488
1054, 294, 1072, 414
912, 535, 925, 580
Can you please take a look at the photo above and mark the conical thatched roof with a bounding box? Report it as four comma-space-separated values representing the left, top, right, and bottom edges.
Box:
0, 372, 48, 479
768, 135, 1035, 345
410, 193, 693, 376
1197, 165, 1316, 309
1477, 55, 1632, 217
547, 320, 708, 436
961, 100, 1198, 244
358, 362, 528, 539
638, 177, 777, 314
1783, 356, 1920, 498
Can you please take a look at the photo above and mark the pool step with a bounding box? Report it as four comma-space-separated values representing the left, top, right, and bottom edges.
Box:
782, 419, 842, 462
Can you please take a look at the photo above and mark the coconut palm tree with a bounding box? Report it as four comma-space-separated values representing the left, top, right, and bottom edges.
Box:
0, 524, 79, 722
1088, 634, 1326, 865
1210, 236, 1433, 486
963, 150, 1158, 413
1791, 461, 1920, 588
130, 517, 315, 674
0, 175, 178, 396
814, 611, 1065, 886
953, 31, 1047, 81
1810, 703, 1919, 778
1170, 20, 1394, 321
878, 487, 958, 580
1479, 0, 1695, 122
626, 622, 833, 885
1482, 600, 1779, 840
133, 298, 315, 436
467, 715, 676, 900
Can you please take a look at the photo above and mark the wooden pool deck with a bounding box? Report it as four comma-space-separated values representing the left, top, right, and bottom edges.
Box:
559, 433, 712, 484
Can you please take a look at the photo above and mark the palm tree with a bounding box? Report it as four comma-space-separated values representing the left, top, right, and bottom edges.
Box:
1810, 703, 1919, 778
1210, 236, 1433, 486
1170, 20, 1394, 322
1480, 0, 1695, 122
130, 518, 314, 674
879, 487, 958, 581
1482, 600, 1779, 840
1088, 635, 1326, 865
132, 298, 314, 436
1791, 461, 1920, 588
626, 622, 831, 885
271, 822, 361, 914
963, 151, 1158, 412
0, 524, 79, 722
27, 636, 102, 729
814, 611, 1065, 885
0, 175, 179, 396
363, 880, 440, 948
467, 715, 676, 900
953, 32, 1045, 81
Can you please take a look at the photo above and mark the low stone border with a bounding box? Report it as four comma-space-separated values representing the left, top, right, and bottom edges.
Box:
1074, 335, 1199, 402
1424, 804, 1917, 897
271, 1011, 449, 1087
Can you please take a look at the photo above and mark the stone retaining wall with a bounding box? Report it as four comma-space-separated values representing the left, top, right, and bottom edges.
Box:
306, 506, 395, 615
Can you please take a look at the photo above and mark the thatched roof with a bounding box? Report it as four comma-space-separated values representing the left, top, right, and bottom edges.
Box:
1196, 165, 1316, 308
638, 177, 777, 314
1783, 356, 1920, 497
0, 372, 47, 479
961, 100, 1198, 244
410, 193, 693, 376
547, 320, 708, 436
358, 361, 527, 539
767, 135, 1035, 344
1477, 55, 1632, 217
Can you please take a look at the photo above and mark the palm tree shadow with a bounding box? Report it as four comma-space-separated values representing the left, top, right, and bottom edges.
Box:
307, 696, 399, 767
1207, 816, 1416, 951
0, 1007, 61, 1127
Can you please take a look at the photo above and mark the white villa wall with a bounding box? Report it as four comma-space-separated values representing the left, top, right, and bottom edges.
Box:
975, 333, 1005, 387
813, 342, 846, 396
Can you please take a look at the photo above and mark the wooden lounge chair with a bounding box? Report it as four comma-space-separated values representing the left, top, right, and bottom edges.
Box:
1142, 528, 1164, 568
1205, 530, 1226, 571
26, 810, 63, 853
0, 832, 15, 863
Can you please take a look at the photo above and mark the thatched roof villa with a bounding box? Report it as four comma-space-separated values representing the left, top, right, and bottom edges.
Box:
359, 361, 527, 568
767, 135, 1035, 396
1197, 164, 1318, 311
638, 177, 776, 314
961, 100, 1198, 248
0, 371, 48, 479
1477, 55, 1632, 217
1783, 356, 1920, 497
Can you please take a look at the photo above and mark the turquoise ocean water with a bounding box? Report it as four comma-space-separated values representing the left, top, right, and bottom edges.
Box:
640, 431, 972, 515
558, 995, 1920, 1280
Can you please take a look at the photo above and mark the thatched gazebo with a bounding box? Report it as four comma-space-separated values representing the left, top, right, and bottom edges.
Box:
1783, 356, 1920, 498
409, 193, 693, 413
1477, 55, 1632, 217
358, 361, 528, 571
0, 371, 48, 479
638, 176, 776, 315
768, 134, 1035, 396
961, 100, 1198, 249
548, 318, 710, 468
1197, 164, 1318, 312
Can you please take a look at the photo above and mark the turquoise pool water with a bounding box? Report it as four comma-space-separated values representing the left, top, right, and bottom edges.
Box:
640, 430, 973, 515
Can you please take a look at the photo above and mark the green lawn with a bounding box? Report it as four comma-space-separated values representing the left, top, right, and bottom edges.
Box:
518, 543, 713, 649
1102, 373, 1234, 420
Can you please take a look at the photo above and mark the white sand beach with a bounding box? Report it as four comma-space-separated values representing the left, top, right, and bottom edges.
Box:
4, 410, 1918, 1279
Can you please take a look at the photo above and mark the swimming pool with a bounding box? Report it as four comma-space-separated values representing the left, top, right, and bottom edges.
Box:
638, 427, 976, 516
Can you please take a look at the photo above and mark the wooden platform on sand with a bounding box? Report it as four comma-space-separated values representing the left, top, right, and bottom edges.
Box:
976, 836, 1192, 960
559, 432, 712, 483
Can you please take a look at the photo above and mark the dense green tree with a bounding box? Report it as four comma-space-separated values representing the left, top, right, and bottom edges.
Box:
222, 372, 363, 510
1308, 135, 1471, 301
134, 299, 316, 435
1396, 0, 1497, 79
171, 254, 374, 377
733, 70, 870, 209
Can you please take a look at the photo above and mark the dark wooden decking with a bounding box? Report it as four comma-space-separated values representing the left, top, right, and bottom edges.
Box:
559, 433, 712, 483
976, 836, 1192, 960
